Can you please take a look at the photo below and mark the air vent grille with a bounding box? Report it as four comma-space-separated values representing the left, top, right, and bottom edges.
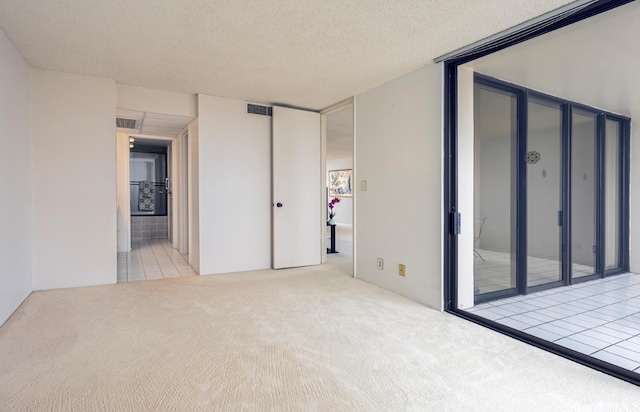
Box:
247, 104, 272, 116
116, 117, 137, 129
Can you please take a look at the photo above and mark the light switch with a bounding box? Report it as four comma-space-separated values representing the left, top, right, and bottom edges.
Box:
361, 180, 367, 191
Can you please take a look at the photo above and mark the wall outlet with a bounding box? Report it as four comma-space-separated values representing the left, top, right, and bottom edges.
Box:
377, 258, 383, 270
399, 264, 406, 277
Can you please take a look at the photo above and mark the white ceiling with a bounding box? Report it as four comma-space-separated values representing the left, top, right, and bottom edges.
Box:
466, 1, 640, 119
0, 0, 574, 110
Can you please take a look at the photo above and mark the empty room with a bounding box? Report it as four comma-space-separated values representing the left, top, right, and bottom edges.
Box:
1, 0, 639, 410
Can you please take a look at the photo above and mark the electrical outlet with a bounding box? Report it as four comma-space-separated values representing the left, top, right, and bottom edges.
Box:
399, 264, 406, 277
377, 258, 383, 270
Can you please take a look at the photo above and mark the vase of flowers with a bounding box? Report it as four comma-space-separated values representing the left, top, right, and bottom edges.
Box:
328, 197, 341, 225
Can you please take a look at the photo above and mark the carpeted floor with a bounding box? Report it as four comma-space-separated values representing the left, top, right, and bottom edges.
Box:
0, 263, 638, 411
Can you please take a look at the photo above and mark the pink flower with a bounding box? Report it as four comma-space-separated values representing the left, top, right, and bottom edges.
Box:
328, 197, 341, 220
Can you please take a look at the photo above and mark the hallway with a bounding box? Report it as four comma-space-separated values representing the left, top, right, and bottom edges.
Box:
117, 239, 196, 282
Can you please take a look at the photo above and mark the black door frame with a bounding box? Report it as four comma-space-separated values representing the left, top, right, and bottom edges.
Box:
443, 0, 636, 385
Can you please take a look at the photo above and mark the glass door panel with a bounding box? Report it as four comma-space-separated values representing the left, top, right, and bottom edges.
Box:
571, 110, 597, 278
473, 83, 518, 296
605, 119, 621, 271
527, 99, 563, 287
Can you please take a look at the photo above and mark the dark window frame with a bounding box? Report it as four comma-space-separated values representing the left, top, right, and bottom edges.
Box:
443, 0, 636, 386
471, 75, 630, 302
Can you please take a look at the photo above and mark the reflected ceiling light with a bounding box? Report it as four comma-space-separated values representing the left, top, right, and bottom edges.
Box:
129, 137, 135, 143
129, 143, 134, 149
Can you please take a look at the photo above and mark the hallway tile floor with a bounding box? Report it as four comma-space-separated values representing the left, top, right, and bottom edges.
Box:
468, 272, 640, 373
117, 239, 196, 282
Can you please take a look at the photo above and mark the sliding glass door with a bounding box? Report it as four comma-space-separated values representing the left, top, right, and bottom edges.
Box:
604, 118, 624, 273
473, 82, 518, 297
571, 109, 598, 280
473, 75, 629, 303
526, 98, 563, 289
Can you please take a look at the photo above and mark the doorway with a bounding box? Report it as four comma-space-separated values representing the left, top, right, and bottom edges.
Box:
444, 0, 638, 384
115, 109, 195, 282
472, 75, 629, 304
323, 103, 355, 276
130, 143, 169, 241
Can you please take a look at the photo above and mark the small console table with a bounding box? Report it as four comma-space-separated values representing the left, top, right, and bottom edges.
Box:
327, 221, 338, 254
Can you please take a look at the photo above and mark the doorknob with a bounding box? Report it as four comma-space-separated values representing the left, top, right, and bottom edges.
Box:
276, 202, 283, 207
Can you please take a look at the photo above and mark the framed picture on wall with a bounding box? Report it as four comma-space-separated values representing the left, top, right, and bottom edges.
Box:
328, 169, 352, 197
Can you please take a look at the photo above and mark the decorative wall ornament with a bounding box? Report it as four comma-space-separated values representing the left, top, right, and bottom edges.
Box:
526, 150, 541, 164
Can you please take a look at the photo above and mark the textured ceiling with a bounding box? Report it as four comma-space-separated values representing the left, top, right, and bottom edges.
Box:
0, 0, 573, 110
467, 1, 640, 119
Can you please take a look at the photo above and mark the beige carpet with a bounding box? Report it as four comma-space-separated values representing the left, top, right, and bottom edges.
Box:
0, 263, 638, 411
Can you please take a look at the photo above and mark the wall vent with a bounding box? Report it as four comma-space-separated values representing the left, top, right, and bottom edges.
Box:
247, 104, 272, 116
116, 117, 137, 129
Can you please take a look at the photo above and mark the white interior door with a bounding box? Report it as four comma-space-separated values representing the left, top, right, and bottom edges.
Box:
272, 106, 321, 269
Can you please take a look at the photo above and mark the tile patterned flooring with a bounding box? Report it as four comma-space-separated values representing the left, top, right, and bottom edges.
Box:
468, 272, 640, 373
475, 249, 593, 294
117, 239, 196, 282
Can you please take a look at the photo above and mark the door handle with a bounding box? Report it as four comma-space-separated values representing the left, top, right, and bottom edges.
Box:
276, 202, 283, 208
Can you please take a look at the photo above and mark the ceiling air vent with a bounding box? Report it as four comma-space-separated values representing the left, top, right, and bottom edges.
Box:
116, 117, 137, 129
247, 104, 272, 116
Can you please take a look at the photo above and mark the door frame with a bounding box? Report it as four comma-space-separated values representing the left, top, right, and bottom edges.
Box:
320, 98, 356, 277
116, 133, 187, 251
441, 0, 636, 386
171, 128, 190, 255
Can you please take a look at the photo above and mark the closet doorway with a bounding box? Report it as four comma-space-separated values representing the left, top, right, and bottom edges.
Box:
323, 102, 355, 276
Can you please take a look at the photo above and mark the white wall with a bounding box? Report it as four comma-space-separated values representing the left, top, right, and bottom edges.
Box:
327, 157, 353, 225
32, 70, 117, 290
116, 84, 197, 118
187, 119, 200, 273
457, 67, 474, 309
171, 132, 180, 251
197, 95, 271, 274
0, 29, 33, 325
171, 127, 190, 256
116, 132, 131, 252
355, 63, 443, 310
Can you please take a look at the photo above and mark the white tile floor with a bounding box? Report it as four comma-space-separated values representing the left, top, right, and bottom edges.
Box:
475, 249, 593, 294
468, 272, 640, 373
117, 239, 196, 282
